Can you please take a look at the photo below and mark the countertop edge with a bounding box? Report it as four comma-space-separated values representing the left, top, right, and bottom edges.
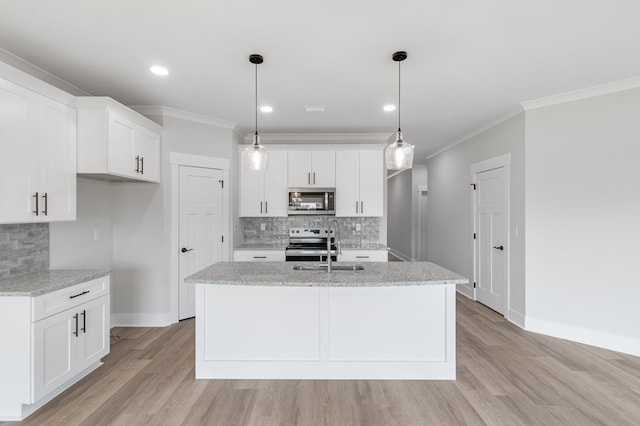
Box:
0, 269, 111, 297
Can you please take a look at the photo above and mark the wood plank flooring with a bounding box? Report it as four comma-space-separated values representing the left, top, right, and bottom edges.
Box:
4, 294, 640, 425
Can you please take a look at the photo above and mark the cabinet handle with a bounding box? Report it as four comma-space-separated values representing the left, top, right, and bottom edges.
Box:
69, 290, 90, 299
308, 172, 311, 185
361, 201, 364, 214
356, 201, 358, 214
140, 156, 144, 174
135, 155, 140, 173
356, 256, 370, 259
33, 192, 39, 216
260, 201, 263, 214
313, 172, 316, 184
81, 310, 86, 333
265, 201, 268, 214
73, 313, 79, 337
42, 193, 48, 216
253, 256, 267, 259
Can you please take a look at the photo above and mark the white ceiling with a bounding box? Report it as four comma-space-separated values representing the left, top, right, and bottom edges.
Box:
2, 1, 640, 164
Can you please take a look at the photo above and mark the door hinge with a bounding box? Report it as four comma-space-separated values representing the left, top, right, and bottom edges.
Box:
221, 236, 224, 243
470, 183, 476, 190
473, 282, 476, 288
473, 233, 476, 240
219, 180, 224, 188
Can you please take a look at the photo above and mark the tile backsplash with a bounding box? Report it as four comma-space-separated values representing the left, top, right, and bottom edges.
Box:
242, 217, 379, 245
0, 223, 49, 279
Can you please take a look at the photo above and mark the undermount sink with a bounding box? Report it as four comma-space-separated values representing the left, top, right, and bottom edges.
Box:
293, 264, 365, 271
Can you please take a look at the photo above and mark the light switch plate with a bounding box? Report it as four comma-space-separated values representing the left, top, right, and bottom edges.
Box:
261, 223, 266, 231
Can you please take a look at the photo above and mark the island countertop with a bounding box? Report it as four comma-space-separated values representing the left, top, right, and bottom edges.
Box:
185, 261, 468, 287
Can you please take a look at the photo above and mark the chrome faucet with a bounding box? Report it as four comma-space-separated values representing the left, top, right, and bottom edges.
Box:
325, 219, 342, 272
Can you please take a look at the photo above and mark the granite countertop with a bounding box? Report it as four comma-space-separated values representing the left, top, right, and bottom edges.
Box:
234, 242, 388, 250
0, 270, 111, 297
185, 261, 468, 287
234, 242, 288, 250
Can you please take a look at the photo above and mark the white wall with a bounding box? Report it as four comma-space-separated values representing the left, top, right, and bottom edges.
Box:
426, 113, 526, 321
525, 89, 640, 355
387, 170, 413, 259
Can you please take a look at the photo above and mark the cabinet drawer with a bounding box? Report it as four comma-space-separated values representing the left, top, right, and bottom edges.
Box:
234, 250, 285, 262
338, 251, 388, 262
32, 275, 110, 322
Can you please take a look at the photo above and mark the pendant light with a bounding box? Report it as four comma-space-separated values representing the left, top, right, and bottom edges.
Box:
243, 54, 269, 171
384, 51, 414, 170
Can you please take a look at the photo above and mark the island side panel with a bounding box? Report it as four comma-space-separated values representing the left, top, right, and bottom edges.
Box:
196, 283, 457, 380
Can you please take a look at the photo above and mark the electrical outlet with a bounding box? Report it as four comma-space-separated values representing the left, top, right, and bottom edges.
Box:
260, 223, 266, 231
356, 224, 361, 231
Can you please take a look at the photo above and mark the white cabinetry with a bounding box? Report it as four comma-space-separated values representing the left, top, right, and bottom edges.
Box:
0, 275, 110, 421
338, 249, 388, 262
240, 150, 287, 217
233, 250, 286, 262
288, 151, 335, 188
336, 151, 383, 217
76, 97, 161, 182
0, 77, 76, 224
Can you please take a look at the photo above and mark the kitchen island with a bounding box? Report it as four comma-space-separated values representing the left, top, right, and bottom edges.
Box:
186, 261, 468, 380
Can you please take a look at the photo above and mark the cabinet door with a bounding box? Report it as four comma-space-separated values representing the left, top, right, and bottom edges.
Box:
77, 296, 110, 372
135, 128, 160, 182
240, 153, 265, 216
33, 309, 77, 401
358, 151, 383, 217
107, 112, 136, 178
0, 78, 38, 223
335, 151, 359, 217
311, 151, 335, 187
287, 151, 312, 187
264, 151, 288, 217
37, 97, 77, 222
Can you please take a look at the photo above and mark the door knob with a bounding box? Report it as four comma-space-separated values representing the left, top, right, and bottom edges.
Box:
493, 245, 504, 251
181, 247, 194, 253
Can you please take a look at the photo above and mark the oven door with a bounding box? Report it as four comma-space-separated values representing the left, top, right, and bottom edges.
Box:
285, 247, 337, 262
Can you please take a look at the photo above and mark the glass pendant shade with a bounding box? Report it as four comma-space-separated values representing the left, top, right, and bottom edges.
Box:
385, 130, 415, 170
243, 132, 269, 171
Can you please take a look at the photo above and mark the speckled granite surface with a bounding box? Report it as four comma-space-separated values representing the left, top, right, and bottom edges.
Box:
340, 242, 388, 250
185, 262, 468, 287
0, 270, 111, 296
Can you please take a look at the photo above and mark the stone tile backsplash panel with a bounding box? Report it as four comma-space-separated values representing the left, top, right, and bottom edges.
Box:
0, 223, 49, 279
242, 217, 379, 245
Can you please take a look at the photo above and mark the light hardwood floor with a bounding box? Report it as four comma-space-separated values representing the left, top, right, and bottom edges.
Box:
5, 294, 640, 425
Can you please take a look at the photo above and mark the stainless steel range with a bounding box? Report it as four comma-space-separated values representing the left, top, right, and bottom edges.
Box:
285, 228, 337, 262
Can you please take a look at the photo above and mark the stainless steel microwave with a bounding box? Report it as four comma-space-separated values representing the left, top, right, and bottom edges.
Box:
288, 188, 335, 215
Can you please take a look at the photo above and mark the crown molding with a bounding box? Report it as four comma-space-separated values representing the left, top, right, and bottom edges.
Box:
521, 76, 640, 111
131, 106, 237, 130
242, 133, 392, 144
424, 109, 523, 161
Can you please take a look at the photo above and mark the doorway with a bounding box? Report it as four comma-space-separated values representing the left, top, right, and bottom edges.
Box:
170, 153, 229, 322
471, 154, 510, 315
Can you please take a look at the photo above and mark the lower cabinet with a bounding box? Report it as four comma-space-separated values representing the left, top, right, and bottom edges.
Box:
234, 250, 285, 262
338, 250, 388, 262
33, 294, 109, 401
0, 274, 110, 421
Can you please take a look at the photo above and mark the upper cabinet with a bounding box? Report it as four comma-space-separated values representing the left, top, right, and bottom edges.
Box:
0, 77, 76, 224
336, 151, 383, 217
288, 151, 335, 188
76, 97, 162, 183
240, 150, 288, 217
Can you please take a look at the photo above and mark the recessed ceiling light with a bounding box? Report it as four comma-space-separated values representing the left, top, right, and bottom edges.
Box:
260, 105, 273, 113
383, 104, 396, 112
150, 65, 169, 76
304, 106, 327, 113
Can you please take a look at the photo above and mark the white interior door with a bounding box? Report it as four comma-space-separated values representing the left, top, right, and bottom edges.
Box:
179, 166, 223, 319
475, 167, 507, 314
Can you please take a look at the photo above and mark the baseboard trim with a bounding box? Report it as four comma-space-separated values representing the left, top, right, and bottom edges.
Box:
525, 317, 640, 357
456, 285, 474, 299
507, 308, 525, 328
111, 312, 176, 327
388, 249, 411, 262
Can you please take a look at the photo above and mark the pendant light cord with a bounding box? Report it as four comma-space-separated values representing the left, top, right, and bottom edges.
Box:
255, 62, 258, 138
398, 60, 401, 132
